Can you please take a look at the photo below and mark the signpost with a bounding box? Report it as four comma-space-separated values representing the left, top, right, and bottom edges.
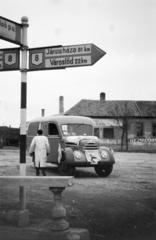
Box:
29, 44, 106, 71
0, 16, 22, 45
0, 48, 20, 71
0, 15, 106, 212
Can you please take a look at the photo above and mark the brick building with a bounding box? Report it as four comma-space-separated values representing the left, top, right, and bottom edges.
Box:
65, 93, 156, 152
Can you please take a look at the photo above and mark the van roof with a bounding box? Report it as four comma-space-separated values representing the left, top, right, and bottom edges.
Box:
28, 114, 95, 126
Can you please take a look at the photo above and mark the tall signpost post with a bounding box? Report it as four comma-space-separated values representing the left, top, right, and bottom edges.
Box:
19, 16, 28, 210
0, 15, 106, 213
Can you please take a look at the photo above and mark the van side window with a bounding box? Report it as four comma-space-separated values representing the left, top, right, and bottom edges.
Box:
27, 122, 39, 136
48, 123, 59, 136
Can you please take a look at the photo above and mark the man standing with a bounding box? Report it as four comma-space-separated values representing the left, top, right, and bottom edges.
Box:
29, 129, 50, 176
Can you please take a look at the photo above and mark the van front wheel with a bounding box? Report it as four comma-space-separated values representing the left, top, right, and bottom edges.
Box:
94, 165, 113, 177
58, 161, 75, 176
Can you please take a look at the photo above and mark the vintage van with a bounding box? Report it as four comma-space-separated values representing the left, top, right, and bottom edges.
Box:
27, 115, 115, 177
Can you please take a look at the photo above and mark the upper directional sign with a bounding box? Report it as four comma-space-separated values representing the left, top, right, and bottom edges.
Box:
0, 48, 20, 71
0, 16, 22, 45
29, 44, 106, 71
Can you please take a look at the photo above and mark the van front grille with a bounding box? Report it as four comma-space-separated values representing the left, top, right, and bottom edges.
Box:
83, 144, 99, 150
80, 140, 99, 150
65, 142, 77, 147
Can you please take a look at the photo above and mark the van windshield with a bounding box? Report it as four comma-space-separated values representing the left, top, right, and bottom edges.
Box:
61, 124, 93, 136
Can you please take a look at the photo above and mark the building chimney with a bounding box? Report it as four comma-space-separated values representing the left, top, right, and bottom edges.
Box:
41, 108, 45, 117
100, 92, 106, 101
59, 96, 64, 114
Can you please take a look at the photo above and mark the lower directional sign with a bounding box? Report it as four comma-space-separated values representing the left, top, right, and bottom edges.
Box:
0, 48, 20, 71
29, 43, 106, 71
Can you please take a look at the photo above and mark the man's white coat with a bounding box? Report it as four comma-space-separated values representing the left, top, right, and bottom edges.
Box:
29, 135, 50, 167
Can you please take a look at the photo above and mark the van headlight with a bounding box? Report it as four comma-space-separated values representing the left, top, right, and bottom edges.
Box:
74, 151, 82, 160
100, 150, 108, 159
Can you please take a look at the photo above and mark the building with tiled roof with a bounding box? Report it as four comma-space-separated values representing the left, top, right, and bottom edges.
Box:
65, 93, 156, 152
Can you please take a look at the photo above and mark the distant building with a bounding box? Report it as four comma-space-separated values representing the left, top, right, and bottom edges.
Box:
0, 126, 19, 148
65, 93, 156, 152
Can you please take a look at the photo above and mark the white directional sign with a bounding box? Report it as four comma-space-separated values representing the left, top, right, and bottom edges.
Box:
0, 16, 22, 45
0, 48, 20, 71
29, 44, 106, 71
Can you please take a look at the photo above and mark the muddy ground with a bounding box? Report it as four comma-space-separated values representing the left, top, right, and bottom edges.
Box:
0, 148, 156, 240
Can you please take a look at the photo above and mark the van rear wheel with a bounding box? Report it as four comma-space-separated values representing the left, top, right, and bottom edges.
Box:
58, 161, 75, 176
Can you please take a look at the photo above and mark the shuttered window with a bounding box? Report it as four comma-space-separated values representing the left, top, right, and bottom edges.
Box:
103, 128, 114, 139
136, 122, 144, 137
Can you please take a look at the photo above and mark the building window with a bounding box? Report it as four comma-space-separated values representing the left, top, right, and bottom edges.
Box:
152, 124, 156, 137
136, 122, 144, 137
48, 123, 59, 135
94, 128, 100, 138
103, 128, 114, 139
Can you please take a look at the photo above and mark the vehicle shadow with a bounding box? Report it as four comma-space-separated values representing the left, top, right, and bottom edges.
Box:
45, 167, 100, 178
74, 168, 98, 178
28, 165, 117, 179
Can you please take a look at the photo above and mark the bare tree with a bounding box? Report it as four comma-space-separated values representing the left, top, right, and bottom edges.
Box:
109, 102, 130, 151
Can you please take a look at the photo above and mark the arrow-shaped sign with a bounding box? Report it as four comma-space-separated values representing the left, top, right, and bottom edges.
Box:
0, 16, 22, 45
29, 44, 106, 71
0, 48, 20, 71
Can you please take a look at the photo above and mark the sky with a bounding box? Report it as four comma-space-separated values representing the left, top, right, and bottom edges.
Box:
0, 0, 155, 127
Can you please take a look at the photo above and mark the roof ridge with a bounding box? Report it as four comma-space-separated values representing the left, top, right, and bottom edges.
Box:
65, 99, 156, 117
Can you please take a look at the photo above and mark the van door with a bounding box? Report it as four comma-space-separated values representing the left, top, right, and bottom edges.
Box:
47, 122, 60, 163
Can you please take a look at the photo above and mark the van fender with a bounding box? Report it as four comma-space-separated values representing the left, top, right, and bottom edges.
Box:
58, 147, 75, 176
62, 147, 74, 164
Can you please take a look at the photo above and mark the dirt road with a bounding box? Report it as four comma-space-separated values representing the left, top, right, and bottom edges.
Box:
0, 149, 156, 240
